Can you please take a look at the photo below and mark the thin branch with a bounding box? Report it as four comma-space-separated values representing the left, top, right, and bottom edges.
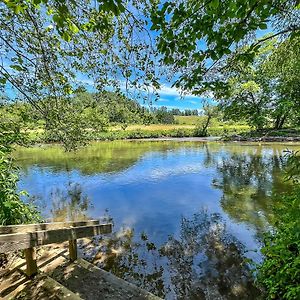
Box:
251, 27, 299, 48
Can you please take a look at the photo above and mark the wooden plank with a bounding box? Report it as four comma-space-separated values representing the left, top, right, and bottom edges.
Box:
24, 247, 38, 277
76, 259, 163, 300
0, 223, 112, 253
0, 220, 100, 235
40, 276, 83, 300
69, 239, 77, 261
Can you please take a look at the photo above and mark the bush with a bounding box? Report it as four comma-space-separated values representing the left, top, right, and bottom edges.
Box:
257, 152, 300, 299
0, 119, 41, 225
0, 150, 41, 225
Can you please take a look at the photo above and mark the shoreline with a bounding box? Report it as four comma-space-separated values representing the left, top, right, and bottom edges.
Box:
26, 135, 300, 148
225, 135, 300, 143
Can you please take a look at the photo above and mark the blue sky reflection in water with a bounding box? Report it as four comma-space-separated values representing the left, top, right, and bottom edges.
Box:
14, 141, 298, 299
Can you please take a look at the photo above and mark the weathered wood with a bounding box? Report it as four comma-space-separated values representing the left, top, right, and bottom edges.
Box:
0, 223, 112, 253
40, 276, 83, 300
24, 247, 38, 277
69, 239, 77, 261
0, 220, 100, 235
76, 259, 163, 300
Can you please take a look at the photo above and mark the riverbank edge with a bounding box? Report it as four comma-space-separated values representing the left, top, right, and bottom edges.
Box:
27, 135, 300, 148
224, 135, 300, 143
92, 134, 300, 143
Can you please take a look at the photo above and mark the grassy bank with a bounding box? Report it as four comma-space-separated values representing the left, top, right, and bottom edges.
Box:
28, 124, 249, 143
27, 120, 300, 144
225, 128, 300, 141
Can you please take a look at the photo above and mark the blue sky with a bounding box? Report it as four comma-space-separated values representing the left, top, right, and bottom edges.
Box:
4, 77, 210, 111
139, 85, 209, 111
78, 75, 211, 111
3, 21, 270, 112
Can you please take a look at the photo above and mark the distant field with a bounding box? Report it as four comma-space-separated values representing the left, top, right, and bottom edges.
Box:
112, 124, 195, 131
174, 115, 202, 125
25, 115, 251, 143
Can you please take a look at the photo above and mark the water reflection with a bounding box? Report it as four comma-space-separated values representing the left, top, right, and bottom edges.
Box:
50, 182, 92, 221
82, 210, 261, 299
211, 148, 293, 231
14, 141, 208, 175
14, 141, 300, 299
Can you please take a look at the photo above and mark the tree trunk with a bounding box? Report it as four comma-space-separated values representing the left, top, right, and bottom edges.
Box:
274, 113, 287, 130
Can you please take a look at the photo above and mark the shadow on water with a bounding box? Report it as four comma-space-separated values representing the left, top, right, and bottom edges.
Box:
82, 210, 262, 300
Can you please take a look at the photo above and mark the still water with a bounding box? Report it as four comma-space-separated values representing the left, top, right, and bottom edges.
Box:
14, 141, 299, 299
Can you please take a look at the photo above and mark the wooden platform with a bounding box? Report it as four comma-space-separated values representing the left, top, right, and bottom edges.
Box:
0, 243, 162, 300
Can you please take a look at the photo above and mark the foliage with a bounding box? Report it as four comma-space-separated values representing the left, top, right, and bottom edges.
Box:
194, 103, 218, 136
285, 150, 300, 183
0, 0, 159, 150
257, 152, 300, 299
0, 110, 41, 225
151, 0, 300, 94
217, 37, 300, 129
152, 106, 175, 124
0, 151, 41, 225
258, 189, 300, 299
262, 37, 300, 128
170, 108, 199, 116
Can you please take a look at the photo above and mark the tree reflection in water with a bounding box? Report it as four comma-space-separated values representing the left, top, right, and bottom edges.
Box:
211, 148, 291, 231
82, 210, 261, 299
50, 182, 92, 221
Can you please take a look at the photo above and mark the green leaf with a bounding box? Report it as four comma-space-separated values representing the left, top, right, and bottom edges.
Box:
10, 64, 23, 71
210, 0, 219, 9
0, 77, 7, 84
70, 23, 79, 34
259, 23, 268, 30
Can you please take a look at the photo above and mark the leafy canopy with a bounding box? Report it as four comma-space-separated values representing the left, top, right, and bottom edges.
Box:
217, 37, 300, 129
0, 0, 159, 149
151, 0, 300, 94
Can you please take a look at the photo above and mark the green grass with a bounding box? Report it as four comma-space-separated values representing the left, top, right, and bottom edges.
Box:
25, 118, 251, 144
239, 128, 300, 138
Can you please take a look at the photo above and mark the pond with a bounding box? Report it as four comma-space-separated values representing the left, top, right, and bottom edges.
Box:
14, 141, 299, 299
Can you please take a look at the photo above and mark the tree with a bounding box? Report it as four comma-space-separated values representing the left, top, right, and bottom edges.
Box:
0, 0, 158, 224
262, 36, 300, 128
0, 0, 159, 149
194, 102, 218, 136
216, 37, 300, 130
257, 151, 300, 299
151, 0, 300, 95
153, 106, 175, 124
0, 110, 41, 225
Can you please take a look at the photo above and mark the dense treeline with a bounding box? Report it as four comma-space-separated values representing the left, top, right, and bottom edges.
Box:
1, 92, 180, 132
169, 108, 199, 116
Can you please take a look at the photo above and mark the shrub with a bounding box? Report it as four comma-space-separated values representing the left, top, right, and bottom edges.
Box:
257, 152, 300, 299
0, 150, 41, 225
0, 119, 41, 225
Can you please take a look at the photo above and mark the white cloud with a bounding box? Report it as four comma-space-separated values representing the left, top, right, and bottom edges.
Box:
188, 100, 198, 105
158, 85, 202, 99
157, 98, 169, 102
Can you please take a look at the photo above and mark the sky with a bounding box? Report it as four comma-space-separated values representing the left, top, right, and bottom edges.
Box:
142, 85, 208, 111
77, 75, 211, 111
2, 14, 270, 112
4, 74, 210, 111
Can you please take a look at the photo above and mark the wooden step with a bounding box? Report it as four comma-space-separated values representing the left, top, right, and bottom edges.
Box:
50, 258, 163, 300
